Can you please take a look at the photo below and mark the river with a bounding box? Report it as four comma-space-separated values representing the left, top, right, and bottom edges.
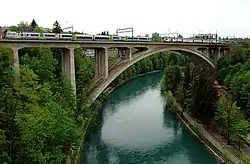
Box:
80, 72, 218, 164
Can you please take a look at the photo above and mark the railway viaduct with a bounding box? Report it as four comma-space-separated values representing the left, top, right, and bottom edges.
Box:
0, 40, 232, 101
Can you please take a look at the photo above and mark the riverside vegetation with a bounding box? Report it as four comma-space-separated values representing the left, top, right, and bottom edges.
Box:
0, 20, 173, 164
161, 43, 250, 163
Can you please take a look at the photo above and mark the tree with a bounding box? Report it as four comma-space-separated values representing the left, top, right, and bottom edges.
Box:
0, 48, 16, 164
152, 32, 161, 42
8, 21, 31, 32
232, 120, 250, 150
178, 34, 183, 38
52, 21, 63, 34
215, 96, 244, 144
18, 21, 31, 32
189, 66, 217, 119
217, 46, 250, 118
34, 27, 43, 33
21, 47, 58, 84
183, 63, 192, 110
162, 65, 181, 94
30, 19, 38, 31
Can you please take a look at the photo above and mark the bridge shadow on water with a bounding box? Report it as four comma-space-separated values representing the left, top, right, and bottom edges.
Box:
80, 71, 218, 164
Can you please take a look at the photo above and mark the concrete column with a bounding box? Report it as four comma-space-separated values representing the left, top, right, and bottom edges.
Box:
205, 48, 209, 58
217, 47, 221, 62
118, 48, 125, 59
12, 47, 20, 81
103, 48, 109, 79
208, 48, 213, 60
94, 51, 98, 77
222, 49, 225, 56
128, 48, 132, 60
61, 48, 76, 94
94, 49, 101, 77
118, 48, 132, 59
94, 48, 109, 79
210, 49, 217, 62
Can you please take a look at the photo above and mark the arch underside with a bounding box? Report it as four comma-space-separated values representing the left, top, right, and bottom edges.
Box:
89, 47, 215, 102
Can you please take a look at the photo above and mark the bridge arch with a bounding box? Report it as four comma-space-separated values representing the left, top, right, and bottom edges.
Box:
90, 47, 215, 102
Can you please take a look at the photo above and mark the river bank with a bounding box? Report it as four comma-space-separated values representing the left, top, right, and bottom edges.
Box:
164, 91, 243, 164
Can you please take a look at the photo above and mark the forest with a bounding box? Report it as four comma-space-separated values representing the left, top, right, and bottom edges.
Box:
161, 43, 250, 163
0, 20, 175, 164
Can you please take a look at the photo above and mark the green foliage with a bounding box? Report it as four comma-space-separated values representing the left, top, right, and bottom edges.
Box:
52, 21, 63, 34
8, 21, 40, 32
151, 32, 161, 42
188, 66, 217, 119
163, 91, 182, 113
21, 47, 58, 83
192, 124, 204, 139
233, 120, 250, 140
160, 51, 217, 123
75, 48, 94, 94
214, 96, 250, 143
30, 19, 38, 31
74, 48, 95, 118
183, 63, 193, 110
0, 129, 11, 164
0, 48, 16, 164
0, 46, 82, 163
217, 46, 250, 117
16, 101, 80, 164
164, 65, 181, 93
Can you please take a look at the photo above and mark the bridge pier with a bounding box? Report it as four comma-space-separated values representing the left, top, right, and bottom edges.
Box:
209, 49, 213, 61
61, 48, 76, 94
199, 47, 225, 64
211, 48, 222, 63
205, 48, 209, 58
118, 48, 132, 60
199, 48, 209, 58
94, 48, 108, 79
216, 47, 222, 62
11, 47, 20, 81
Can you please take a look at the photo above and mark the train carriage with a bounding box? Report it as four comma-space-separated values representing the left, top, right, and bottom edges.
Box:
43, 33, 58, 40
94, 35, 110, 41
75, 34, 94, 41
60, 34, 72, 40
5, 31, 21, 39
20, 32, 40, 40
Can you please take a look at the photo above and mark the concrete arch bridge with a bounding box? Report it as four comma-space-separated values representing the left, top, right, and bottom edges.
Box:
0, 40, 231, 101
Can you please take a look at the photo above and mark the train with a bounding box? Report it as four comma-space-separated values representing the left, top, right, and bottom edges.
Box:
163, 38, 217, 43
1, 30, 234, 44
3, 31, 151, 42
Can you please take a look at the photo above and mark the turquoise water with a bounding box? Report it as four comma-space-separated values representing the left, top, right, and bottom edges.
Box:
80, 72, 218, 164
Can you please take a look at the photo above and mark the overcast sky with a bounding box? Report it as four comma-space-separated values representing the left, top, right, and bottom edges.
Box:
1, 0, 250, 37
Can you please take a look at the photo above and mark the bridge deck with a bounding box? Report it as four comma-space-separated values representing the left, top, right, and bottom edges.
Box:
0, 39, 232, 47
